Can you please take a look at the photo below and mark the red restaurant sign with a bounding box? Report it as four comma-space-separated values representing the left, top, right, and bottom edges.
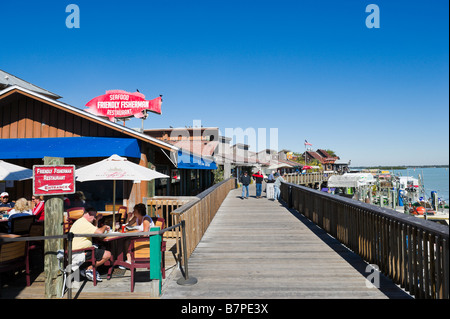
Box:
33, 165, 76, 196
85, 90, 162, 121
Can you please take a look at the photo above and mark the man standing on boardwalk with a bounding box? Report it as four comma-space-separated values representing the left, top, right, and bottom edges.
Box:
240, 171, 251, 199
252, 171, 264, 198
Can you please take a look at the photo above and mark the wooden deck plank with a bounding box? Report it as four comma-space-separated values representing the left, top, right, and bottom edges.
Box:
162, 186, 412, 299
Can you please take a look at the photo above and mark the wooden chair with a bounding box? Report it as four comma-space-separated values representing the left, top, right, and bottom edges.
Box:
127, 237, 151, 292
65, 246, 99, 286
9, 215, 35, 235
65, 207, 85, 233
0, 240, 31, 292
121, 218, 167, 292
29, 222, 44, 237
100, 213, 122, 230
117, 206, 128, 224
28, 222, 44, 254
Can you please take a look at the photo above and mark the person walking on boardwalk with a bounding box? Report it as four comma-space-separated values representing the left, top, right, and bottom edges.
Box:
240, 171, 251, 199
252, 171, 264, 198
273, 172, 285, 201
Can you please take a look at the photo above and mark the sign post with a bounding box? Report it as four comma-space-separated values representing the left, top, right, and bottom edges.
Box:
36, 158, 75, 298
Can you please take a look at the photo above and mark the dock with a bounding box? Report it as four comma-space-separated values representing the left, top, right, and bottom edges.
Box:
162, 186, 411, 299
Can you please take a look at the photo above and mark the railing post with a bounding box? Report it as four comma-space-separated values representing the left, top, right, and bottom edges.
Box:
288, 185, 293, 208
66, 232, 74, 300
177, 219, 197, 286
149, 227, 162, 297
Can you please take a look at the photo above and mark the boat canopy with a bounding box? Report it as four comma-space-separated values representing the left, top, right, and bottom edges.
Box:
398, 176, 419, 188
328, 173, 375, 188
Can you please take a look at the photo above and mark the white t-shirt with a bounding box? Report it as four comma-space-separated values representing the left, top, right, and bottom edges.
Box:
8, 209, 32, 218
136, 215, 154, 231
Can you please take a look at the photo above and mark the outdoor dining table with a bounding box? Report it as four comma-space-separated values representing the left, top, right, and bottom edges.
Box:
0, 233, 21, 238
97, 229, 139, 280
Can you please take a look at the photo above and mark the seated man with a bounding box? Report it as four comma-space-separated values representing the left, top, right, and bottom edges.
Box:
0, 192, 15, 213
70, 208, 111, 282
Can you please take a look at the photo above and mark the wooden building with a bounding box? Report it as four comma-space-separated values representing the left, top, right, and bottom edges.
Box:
144, 127, 219, 196
0, 70, 217, 210
303, 149, 345, 172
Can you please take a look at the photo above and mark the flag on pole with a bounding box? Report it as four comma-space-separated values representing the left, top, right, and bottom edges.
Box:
304, 140, 312, 146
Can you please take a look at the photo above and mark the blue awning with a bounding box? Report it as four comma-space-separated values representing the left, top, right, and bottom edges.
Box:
0, 137, 141, 159
177, 150, 217, 170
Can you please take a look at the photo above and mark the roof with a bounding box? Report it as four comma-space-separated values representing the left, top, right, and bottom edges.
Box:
214, 152, 262, 166
145, 127, 219, 133
278, 159, 301, 167
305, 150, 339, 164
0, 85, 178, 152
317, 149, 331, 158
305, 151, 324, 162
334, 159, 350, 165
169, 140, 219, 158
328, 173, 375, 188
0, 69, 62, 100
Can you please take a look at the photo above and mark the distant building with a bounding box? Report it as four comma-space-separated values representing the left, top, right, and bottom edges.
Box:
302, 149, 350, 172
143, 127, 219, 195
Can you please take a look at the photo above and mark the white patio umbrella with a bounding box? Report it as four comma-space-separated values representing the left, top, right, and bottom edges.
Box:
0, 160, 33, 181
267, 162, 293, 170
75, 154, 169, 228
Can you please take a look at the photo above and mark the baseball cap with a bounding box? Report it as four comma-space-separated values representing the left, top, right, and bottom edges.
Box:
1, 192, 9, 197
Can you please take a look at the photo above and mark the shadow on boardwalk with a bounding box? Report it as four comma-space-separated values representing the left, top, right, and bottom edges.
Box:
280, 201, 412, 299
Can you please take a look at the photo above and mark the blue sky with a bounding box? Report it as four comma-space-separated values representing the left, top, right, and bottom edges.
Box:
1, 0, 448, 166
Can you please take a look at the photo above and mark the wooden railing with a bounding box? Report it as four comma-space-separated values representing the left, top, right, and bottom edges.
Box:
281, 182, 449, 299
171, 177, 235, 262
283, 172, 337, 186
144, 196, 195, 238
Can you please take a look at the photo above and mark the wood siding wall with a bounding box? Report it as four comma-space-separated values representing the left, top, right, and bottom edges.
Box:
0, 93, 143, 203
0, 93, 123, 139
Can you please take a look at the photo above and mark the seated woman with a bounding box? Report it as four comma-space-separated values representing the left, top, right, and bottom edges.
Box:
32, 195, 45, 222
121, 203, 154, 267
8, 198, 33, 233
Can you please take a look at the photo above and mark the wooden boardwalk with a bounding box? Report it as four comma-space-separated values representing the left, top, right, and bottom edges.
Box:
162, 185, 412, 299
